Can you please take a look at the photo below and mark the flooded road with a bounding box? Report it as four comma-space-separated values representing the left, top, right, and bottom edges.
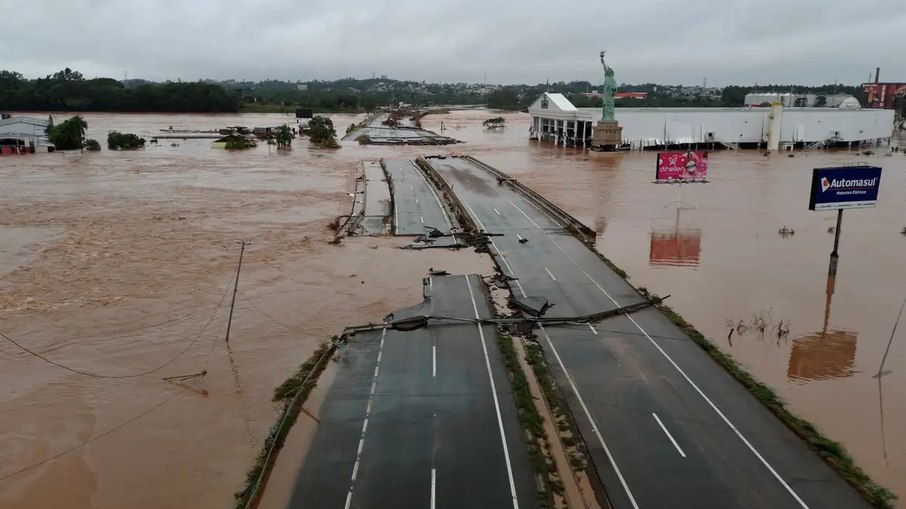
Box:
1, 110, 904, 506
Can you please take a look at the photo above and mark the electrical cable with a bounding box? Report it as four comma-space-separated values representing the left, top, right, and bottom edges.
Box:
0, 273, 234, 379
0, 376, 202, 482
236, 291, 307, 334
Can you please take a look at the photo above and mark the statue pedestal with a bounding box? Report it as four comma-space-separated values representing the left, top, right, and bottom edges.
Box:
592, 120, 623, 150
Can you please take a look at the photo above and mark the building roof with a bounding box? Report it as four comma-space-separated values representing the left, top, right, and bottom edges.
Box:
544, 93, 577, 111
0, 116, 49, 128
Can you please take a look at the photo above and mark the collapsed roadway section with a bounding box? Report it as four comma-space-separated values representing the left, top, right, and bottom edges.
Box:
289, 274, 542, 509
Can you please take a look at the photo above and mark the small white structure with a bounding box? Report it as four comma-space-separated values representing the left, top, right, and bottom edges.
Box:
527, 92, 894, 150
0, 115, 55, 153
527, 93, 595, 146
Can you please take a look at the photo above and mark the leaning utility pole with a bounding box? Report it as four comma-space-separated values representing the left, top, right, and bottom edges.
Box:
225, 239, 252, 344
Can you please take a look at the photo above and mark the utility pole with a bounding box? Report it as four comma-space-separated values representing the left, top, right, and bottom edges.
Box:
225, 239, 252, 344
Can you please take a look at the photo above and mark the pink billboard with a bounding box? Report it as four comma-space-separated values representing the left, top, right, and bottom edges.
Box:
656, 151, 709, 181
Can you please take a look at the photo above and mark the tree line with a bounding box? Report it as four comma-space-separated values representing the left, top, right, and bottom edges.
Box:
0, 68, 240, 112
0, 68, 872, 113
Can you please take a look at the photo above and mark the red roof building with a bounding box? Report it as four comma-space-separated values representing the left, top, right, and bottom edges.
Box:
615, 92, 648, 100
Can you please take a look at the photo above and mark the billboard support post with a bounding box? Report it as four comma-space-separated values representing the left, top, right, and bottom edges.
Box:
829, 209, 843, 276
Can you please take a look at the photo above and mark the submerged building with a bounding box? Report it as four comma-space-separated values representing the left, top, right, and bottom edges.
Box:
0, 115, 55, 154
528, 92, 895, 150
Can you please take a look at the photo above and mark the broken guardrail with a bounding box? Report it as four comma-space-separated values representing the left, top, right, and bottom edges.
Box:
336, 294, 669, 339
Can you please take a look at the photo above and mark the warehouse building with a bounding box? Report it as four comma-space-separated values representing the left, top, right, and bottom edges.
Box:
527, 92, 894, 150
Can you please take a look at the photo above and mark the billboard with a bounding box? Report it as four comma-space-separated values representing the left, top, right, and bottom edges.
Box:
656, 151, 709, 181
808, 166, 882, 211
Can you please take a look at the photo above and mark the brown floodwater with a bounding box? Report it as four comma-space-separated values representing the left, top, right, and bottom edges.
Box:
1, 110, 904, 507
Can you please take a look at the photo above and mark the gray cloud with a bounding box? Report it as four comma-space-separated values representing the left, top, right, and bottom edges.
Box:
2, 0, 902, 86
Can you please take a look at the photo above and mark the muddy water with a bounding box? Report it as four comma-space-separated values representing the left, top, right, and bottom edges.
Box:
1, 110, 904, 506
0, 112, 488, 509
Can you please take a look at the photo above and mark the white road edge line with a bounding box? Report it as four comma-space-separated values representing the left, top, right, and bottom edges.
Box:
393, 197, 399, 233
465, 274, 520, 509
415, 198, 420, 205
541, 325, 640, 509
462, 202, 526, 297
493, 207, 501, 215
587, 323, 598, 335
418, 161, 454, 229
510, 198, 810, 509
430, 468, 437, 509
652, 413, 687, 458
508, 199, 544, 230
343, 328, 387, 509
420, 216, 424, 223
544, 267, 557, 281
432, 344, 437, 378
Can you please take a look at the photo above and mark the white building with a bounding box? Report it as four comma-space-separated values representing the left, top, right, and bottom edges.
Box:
0, 115, 55, 153
743, 92, 857, 108
527, 92, 894, 150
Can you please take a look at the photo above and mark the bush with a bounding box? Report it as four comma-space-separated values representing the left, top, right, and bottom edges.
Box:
83, 139, 101, 151
224, 136, 255, 150
107, 131, 146, 150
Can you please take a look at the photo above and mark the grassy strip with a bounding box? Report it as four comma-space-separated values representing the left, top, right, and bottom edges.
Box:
523, 341, 589, 472
234, 341, 334, 509
652, 299, 895, 508
496, 331, 562, 506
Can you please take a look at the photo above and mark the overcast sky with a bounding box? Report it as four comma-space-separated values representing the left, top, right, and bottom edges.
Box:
2, 0, 903, 86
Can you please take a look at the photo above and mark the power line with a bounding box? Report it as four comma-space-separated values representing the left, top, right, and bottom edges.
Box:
0, 376, 201, 482
237, 291, 307, 334
0, 273, 235, 379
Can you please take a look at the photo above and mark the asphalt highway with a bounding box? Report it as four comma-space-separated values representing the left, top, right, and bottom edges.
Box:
383, 159, 453, 235
427, 156, 871, 509
288, 274, 540, 509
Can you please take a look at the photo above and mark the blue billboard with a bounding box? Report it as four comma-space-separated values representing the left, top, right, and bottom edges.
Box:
808, 166, 882, 211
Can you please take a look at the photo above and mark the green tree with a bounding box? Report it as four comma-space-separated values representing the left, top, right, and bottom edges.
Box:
275, 124, 293, 149
486, 87, 521, 110
47, 115, 88, 150
815, 95, 827, 107
308, 116, 338, 147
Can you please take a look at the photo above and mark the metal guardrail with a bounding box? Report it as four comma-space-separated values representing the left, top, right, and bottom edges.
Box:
241, 341, 338, 509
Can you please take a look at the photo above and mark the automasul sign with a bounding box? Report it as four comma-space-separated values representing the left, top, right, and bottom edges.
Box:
808, 166, 882, 211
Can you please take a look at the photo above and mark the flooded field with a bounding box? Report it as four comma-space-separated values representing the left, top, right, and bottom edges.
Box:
1, 110, 904, 507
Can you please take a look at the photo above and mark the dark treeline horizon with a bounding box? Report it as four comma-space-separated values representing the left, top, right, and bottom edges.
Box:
0, 68, 869, 113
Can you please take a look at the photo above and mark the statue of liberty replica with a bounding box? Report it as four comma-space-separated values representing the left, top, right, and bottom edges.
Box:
591, 50, 623, 150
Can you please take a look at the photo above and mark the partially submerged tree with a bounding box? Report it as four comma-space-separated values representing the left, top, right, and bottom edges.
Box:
46, 115, 87, 150
483, 117, 506, 129
224, 135, 256, 150
107, 131, 146, 150
308, 116, 339, 148
275, 124, 293, 149
83, 139, 101, 151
